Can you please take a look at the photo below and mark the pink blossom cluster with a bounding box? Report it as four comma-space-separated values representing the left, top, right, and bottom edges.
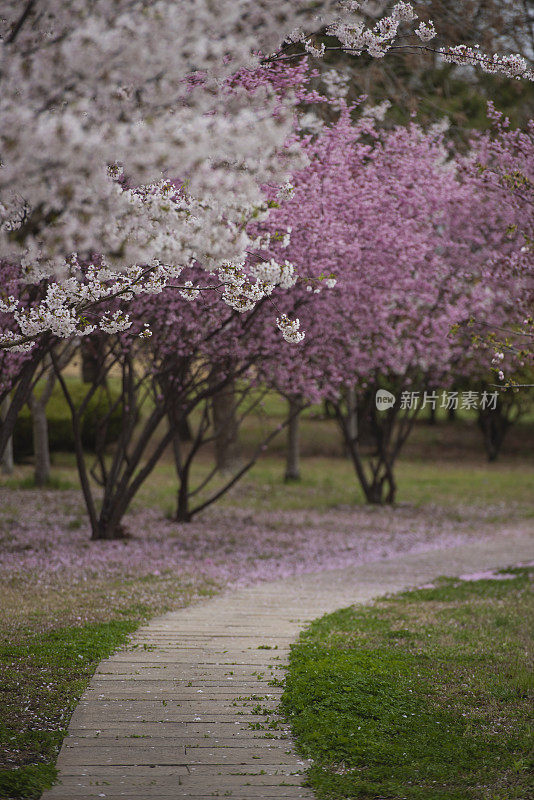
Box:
464, 105, 534, 377
252, 101, 532, 394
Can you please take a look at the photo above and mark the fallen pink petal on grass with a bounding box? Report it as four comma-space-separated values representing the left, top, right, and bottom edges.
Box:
1, 488, 530, 594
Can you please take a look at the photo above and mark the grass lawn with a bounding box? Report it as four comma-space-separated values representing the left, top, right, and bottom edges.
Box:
137, 456, 534, 519
25, 445, 533, 521
282, 568, 534, 800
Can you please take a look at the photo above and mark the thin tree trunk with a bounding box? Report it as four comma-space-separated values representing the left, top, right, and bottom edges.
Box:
0, 397, 14, 475
285, 398, 301, 482
28, 348, 74, 486
27, 365, 56, 486
30, 400, 51, 485
346, 385, 358, 443
170, 407, 192, 522
211, 376, 240, 472
343, 385, 358, 457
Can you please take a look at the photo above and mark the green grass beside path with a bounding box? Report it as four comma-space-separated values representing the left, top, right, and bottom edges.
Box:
0, 619, 139, 799
282, 568, 534, 800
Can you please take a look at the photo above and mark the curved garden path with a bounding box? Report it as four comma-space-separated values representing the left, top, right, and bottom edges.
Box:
42, 530, 533, 800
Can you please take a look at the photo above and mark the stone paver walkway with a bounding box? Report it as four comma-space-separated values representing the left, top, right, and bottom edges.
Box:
42, 531, 533, 800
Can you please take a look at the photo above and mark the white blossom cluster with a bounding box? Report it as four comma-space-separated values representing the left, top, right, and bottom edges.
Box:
325, 1, 532, 76
250, 259, 298, 290
277, 182, 296, 202
362, 99, 392, 121
415, 21, 437, 42
326, 2, 420, 58
304, 40, 326, 58
0, 0, 353, 349
440, 46, 533, 80
179, 282, 201, 302
217, 258, 298, 314
298, 112, 325, 136
99, 310, 131, 334
322, 69, 351, 104
276, 314, 305, 344
391, 2, 418, 22
0, 256, 186, 351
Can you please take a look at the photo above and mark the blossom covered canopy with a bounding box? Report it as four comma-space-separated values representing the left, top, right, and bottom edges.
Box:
0, 1, 532, 351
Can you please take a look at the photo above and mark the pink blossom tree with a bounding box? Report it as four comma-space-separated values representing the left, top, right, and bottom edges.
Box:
259, 103, 525, 502
445, 108, 534, 458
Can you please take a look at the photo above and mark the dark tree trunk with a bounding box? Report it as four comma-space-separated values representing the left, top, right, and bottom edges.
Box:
175, 476, 192, 522
284, 399, 301, 482
81, 336, 104, 383
356, 458, 397, 505
176, 415, 192, 442
0, 398, 14, 475
170, 407, 193, 523
92, 500, 129, 540
478, 408, 509, 461
356, 389, 375, 447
